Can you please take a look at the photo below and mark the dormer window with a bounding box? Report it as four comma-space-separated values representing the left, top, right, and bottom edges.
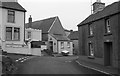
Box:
8, 10, 15, 23
105, 18, 111, 33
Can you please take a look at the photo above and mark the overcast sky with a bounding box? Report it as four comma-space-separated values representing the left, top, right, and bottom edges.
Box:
18, 0, 118, 31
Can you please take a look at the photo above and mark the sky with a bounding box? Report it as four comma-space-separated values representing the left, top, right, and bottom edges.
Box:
18, 0, 118, 31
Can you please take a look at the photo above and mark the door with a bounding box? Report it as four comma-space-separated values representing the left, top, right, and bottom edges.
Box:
49, 41, 53, 52
104, 42, 113, 66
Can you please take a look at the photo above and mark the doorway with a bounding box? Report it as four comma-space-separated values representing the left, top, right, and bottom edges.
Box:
49, 41, 53, 52
104, 42, 113, 66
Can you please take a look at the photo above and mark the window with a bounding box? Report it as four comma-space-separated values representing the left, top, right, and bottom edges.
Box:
88, 24, 93, 36
27, 31, 31, 39
61, 42, 64, 49
6, 27, 20, 41
6, 27, 12, 40
14, 28, 20, 40
67, 42, 70, 48
8, 10, 15, 23
105, 19, 111, 33
89, 42, 94, 56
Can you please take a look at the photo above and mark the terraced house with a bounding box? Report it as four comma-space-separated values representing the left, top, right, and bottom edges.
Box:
77, 0, 120, 73
0, 0, 31, 54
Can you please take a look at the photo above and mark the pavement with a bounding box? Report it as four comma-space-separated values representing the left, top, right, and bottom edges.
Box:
76, 56, 119, 76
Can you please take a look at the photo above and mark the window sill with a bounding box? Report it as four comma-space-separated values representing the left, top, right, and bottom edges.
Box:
88, 56, 95, 59
88, 35, 94, 38
6, 40, 20, 41
104, 33, 112, 36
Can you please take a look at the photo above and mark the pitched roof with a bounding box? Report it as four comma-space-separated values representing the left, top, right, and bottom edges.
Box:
1, 2, 26, 12
68, 31, 78, 40
51, 34, 70, 41
78, 2, 119, 26
25, 17, 57, 33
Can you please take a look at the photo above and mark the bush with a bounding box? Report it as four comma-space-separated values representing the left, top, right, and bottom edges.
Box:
43, 49, 53, 56
2, 55, 17, 74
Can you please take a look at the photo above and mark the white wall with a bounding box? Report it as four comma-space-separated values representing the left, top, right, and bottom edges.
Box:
31, 48, 41, 56
58, 41, 73, 55
25, 28, 42, 41
0, 8, 2, 43
1, 7, 26, 54
5, 45, 30, 55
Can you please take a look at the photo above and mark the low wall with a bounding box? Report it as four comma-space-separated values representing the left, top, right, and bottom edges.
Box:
5, 46, 31, 55
31, 48, 41, 56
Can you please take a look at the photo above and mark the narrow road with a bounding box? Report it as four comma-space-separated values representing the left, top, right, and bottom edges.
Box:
13, 56, 107, 74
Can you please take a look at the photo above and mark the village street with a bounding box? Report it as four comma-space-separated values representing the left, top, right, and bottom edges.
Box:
12, 56, 108, 75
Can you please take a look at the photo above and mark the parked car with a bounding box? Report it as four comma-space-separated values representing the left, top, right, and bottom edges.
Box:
61, 50, 69, 56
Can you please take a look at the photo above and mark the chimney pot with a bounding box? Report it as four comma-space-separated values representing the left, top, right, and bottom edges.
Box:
29, 15, 32, 28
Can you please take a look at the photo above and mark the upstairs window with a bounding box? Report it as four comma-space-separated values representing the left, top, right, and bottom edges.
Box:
27, 31, 31, 39
88, 24, 94, 36
88, 42, 94, 56
105, 18, 111, 33
8, 10, 15, 23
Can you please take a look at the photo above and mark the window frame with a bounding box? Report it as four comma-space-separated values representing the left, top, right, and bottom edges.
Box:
105, 18, 111, 33
8, 10, 15, 23
61, 42, 64, 49
27, 31, 32, 39
88, 42, 94, 57
67, 42, 70, 48
6, 27, 12, 41
6, 27, 20, 41
88, 23, 94, 36
14, 27, 20, 41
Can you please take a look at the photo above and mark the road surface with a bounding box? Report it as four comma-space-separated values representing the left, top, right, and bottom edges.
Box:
13, 56, 108, 75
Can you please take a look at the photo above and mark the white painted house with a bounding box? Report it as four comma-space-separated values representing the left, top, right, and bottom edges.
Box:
0, 0, 31, 54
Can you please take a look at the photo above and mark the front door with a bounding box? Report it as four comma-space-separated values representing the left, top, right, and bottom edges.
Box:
49, 41, 53, 52
104, 42, 113, 66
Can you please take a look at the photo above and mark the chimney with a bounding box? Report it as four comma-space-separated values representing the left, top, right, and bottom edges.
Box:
70, 30, 73, 33
92, 0, 105, 14
29, 15, 32, 28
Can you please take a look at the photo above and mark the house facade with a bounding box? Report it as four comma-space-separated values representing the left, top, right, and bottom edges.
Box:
77, 0, 120, 71
25, 16, 73, 55
0, 0, 30, 54
68, 31, 79, 55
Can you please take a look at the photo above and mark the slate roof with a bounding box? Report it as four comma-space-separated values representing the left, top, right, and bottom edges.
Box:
25, 17, 57, 33
68, 31, 78, 40
51, 34, 70, 41
78, 2, 119, 26
1, 2, 26, 12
